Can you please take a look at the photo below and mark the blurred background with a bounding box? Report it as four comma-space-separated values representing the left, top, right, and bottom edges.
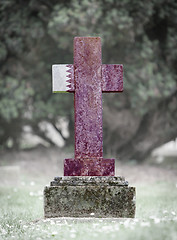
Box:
1, 2, 177, 237
0, 0, 177, 166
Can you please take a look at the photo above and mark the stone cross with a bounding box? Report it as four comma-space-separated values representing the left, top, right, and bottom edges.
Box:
52, 37, 123, 176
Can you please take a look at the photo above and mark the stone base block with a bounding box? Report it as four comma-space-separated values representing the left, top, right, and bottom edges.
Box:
44, 176, 136, 218
64, 158, 115, 176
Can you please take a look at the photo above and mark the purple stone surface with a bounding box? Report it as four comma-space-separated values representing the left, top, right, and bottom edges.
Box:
64, 158, 115, 176
74, 37, 103, 159
58, 37, 123, 176
102, 64, 123, 92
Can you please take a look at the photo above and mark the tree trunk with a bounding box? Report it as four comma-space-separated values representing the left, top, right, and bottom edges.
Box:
103, 90, 177, 161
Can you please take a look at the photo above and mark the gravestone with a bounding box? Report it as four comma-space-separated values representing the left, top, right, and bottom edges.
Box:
44, 37, 136, 218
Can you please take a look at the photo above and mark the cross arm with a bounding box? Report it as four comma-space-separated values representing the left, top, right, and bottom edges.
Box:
52, 64, 75, 93
102, 64, 123, 92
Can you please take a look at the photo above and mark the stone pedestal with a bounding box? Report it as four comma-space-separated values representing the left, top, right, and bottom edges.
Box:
44, 176, 136, 218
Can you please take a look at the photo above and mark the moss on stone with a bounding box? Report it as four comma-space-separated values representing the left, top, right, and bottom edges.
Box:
44, 177, 136, 218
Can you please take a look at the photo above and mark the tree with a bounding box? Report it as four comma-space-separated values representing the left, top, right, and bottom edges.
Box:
0, 0, 176, 161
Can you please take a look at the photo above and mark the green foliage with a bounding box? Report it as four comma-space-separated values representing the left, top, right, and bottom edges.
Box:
0, 77, 34, 121
48, 0, 177, 112
0, 0, 176, 149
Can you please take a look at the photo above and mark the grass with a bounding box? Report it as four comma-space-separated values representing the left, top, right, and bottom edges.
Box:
0, 178, 177, 240
0, 147, 177, 240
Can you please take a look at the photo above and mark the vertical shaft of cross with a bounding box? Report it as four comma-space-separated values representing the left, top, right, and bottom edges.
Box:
74, 37, 103, 159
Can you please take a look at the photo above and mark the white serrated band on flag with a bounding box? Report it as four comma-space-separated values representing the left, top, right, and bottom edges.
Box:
52, 64, 70, 92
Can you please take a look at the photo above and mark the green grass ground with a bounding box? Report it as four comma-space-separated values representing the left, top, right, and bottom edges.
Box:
0, 149, 177, 239
0, 180, 177, 239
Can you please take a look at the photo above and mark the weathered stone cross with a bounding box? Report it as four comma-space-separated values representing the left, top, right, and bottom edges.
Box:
45, 37, 135, 219
52, 37, 123, 176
